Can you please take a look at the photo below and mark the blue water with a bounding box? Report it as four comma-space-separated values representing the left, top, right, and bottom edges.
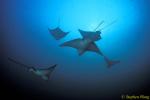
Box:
2, 0, 150, 98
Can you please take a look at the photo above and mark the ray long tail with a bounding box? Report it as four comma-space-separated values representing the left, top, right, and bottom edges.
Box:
8, 57, 31, 68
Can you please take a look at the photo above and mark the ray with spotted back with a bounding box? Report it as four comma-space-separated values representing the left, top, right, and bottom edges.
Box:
8, 58, 57, 81
48, 27, 69, 40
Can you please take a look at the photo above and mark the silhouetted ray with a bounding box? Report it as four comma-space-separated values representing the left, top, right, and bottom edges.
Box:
48, 27, 69, 40
8, 58, 57, 80
60, 25, 104, 56
78, 29, 101, 41
60, 20, 120, 67
76, 21, 104, 41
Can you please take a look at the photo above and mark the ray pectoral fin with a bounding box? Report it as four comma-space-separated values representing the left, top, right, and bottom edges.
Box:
48, 28, 59, 40
41, 74, 50, 81
60, 39, 86, 55
78, 29, 87, 38
78, 49, 85, 56
60, 41, 70, 47
60, 39, 82, 49
49, 64, 57, 69
40, 65, 57, 80
38, 70, 52, 80
78, 29, 83, 33
87, 42, 103, 55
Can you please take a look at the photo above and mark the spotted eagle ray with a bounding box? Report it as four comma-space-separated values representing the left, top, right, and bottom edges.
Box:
8, 58, 57, 80
48, 27, 69, 40
60, 29, 103, 56
60, 20, 120, 67
48, 19, 69, 40
60, 21, 104, 55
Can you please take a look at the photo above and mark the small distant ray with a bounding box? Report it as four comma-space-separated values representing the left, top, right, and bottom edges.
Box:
8, 57, 57, 81
48, 27, 69, 40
